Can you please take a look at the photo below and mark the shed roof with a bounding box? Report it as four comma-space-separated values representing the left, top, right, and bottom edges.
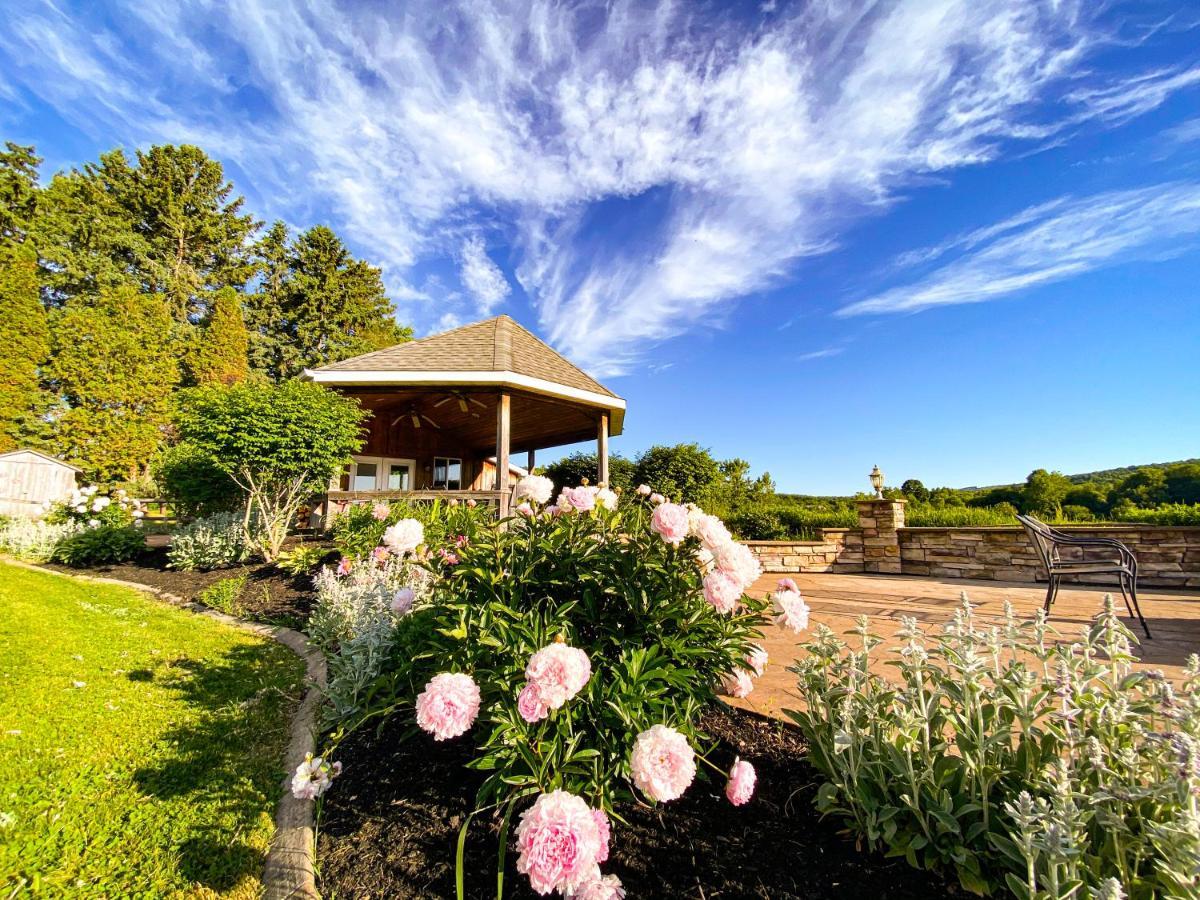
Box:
304, 316, 625, 431
0, 449, 81, 472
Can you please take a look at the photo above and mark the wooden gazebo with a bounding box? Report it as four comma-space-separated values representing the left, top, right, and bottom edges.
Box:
303, 315, 625, 518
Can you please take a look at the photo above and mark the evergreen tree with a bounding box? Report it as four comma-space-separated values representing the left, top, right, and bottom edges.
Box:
245, 222, 411, 380
0, 142, 41, 244
0, 243, 50, 450
48, 286, 178, 480
188, 287, 250, 386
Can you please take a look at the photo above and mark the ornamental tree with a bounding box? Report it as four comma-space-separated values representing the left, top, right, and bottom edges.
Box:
175, 379, 366, 559
633, 442, 721, 504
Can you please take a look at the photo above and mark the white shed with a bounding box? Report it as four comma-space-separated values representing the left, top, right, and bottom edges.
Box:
0, 449, 81, 517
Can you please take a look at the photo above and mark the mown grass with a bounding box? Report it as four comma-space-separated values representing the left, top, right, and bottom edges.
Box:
0, 562, 305, 897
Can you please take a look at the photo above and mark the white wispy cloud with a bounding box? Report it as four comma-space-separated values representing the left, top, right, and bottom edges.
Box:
796, 347, 845, 362
839, 182, 1200, 316
458, 235, 511, 315
1, 1, 1197, 373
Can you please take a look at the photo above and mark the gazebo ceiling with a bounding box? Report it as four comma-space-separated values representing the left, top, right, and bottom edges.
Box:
350, 388, 603, 455
302, 315, 625, 436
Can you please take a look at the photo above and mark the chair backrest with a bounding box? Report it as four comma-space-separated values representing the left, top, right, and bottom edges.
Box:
1016, 514, 1056, 570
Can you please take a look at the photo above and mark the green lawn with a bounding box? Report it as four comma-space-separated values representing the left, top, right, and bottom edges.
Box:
0, 562, 305, 897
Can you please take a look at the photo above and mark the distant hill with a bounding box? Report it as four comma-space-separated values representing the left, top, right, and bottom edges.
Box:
963, 458, 1200, 492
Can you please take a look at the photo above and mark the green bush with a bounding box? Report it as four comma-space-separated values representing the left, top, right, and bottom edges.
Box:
727, 507, 789, 540
167, 511, 253, 571
788, 599, 1199, 897
1113, 502, 1200, 526
330, 498, 490, 560
0, 518, 82, 562
905, 503, 1019, 527
197, 574, 246, 615
152, 442, 241, 517
275, 544, 332, 576
632, 443, 721, 503
52, 525, 145, 567
542, 451, 635, 493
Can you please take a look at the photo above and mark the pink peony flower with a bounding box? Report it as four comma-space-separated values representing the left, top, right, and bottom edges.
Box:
773, 588, 811, 633
525, 643, 592, 709
692, 513, 732, 551
568, 874, 625, 900
702, 570, 743, 614
439, 548, 460, 565
649, 492, 666, 505
636, 484, 652, 496
415, 672, 481, 741
391, 587, 415, 615
745, 644, 769, 678
372, 502, 390, 520
726, 757, 756, 806
777, 577, 798, 592
560, 486, 597, 512
383, 518, 425, 556
516, 501, 534, 517
518, 683, 550, 723
515, 790, 606, 895
650, 503, 691, 545
630, 724, 696, 802
466, 498, 478, 507
514, 474, 555, 505
712, 541, 762, 591
719, 668, 754, 698
336, 557, 352, 576
591, 809, 610, 863
290, 753, 342, 800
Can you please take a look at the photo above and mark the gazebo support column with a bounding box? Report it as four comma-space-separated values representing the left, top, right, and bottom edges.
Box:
597, 413, 609, 486
496, 392, 511, 515
528, 449, 535, 472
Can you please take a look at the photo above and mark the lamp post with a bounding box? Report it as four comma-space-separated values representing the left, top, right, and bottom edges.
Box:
869, 465, 885, 500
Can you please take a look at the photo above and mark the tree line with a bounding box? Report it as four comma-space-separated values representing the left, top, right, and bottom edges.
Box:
0, 141, 411, 481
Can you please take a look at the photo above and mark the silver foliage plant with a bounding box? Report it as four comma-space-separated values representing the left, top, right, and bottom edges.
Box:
310, 555, 434, 722
788, 593, 1200, 899
167, 511, 255, 571
0, 518, 82, 562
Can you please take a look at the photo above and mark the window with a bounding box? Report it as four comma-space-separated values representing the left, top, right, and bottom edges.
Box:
352, 461, 378, 491
386, 462, 411, 490
433, 457, 462, 490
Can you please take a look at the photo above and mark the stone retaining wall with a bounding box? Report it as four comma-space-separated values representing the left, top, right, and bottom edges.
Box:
744, 500, 1200, 590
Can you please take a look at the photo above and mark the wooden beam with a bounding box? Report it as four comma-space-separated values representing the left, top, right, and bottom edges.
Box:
597, 413, 609, 486
528, 449, 535, 473
497, 392, 511, 515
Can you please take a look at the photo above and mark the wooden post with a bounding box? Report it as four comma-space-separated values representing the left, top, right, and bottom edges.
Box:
597, 413, 609, 486
496, 392, 511, 516
527, 449, 535, 473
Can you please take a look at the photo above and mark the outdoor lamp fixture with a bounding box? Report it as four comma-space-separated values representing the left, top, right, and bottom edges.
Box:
869, 465, 885, 499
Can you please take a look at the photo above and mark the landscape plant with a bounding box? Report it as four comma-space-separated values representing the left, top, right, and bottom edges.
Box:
330, 496, 489, 560
175, 379, 367, 560
305, 479, 800, 898
51, 524, 145, 567
197, 573, 247, 616
167, 510, 254, 571
0, 517, 81, 562
787, 595, 1200, 898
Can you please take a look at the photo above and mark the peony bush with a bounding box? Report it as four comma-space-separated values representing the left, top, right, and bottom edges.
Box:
304, 479, 803, 897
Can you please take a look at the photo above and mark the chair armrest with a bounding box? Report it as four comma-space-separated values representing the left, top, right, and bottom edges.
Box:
1047, 530, 1137, 565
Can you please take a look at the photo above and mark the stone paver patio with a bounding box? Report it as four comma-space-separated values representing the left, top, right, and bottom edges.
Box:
735, 572, 1200, 721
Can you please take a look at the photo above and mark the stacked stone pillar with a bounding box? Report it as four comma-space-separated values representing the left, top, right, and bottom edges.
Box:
857, 499, 905, 575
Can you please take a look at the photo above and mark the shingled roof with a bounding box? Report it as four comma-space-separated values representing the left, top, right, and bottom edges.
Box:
304, 317, 624, 428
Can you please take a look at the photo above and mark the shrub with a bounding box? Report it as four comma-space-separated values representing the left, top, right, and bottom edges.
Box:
1113, 503, 1200, 526
727, 507, 788, 540
905, 503, 1019, 527
773, 503, 858, 538
52, 525, 145, 566
308, 483, 780, 897
542, 451, 635, 493
330, 498, 489, 560
0, 518, 82, 562
275, 544, 332, 576
175, 380, 367, 560
46, 484, 142, 528
198, 574, 246, 615
632, 443, 721, 503
167, 511, 254, 571
788, 597, 1199, 897
151, 441, 241, 517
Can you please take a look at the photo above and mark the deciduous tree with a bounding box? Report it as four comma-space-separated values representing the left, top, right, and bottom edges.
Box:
0, 243, 50, 450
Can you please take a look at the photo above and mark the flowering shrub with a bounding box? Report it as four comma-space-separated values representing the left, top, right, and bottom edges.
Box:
307, 479, 778, 896
788, 595, 1200, 898
0, 517, 82, 562
167, 511, 255, 571
330, 497, 489, 559
47, 485, 143, 529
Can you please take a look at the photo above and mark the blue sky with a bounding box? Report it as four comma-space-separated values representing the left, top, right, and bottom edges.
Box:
2, 0, 1198, 493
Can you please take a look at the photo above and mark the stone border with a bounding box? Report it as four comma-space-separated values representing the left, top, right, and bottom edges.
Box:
2, 558, 325, 899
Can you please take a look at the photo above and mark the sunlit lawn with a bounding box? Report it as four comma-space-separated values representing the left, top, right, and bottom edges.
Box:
0, 562, 305, 897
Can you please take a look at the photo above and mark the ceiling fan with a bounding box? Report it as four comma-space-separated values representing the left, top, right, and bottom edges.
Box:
433, 392, 486, 418
391, 404, 441, 429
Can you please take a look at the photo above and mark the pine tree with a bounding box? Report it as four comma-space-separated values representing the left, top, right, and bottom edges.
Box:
189, 287, 249, 386
0, 142, 41, 244
48, 286, 178, 480
0, 243, 50, 450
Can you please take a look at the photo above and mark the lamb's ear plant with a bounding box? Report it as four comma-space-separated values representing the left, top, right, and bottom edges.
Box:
788, 594, 1200, 899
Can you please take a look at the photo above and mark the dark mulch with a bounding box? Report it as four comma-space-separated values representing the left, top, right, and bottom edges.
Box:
42, 538, 332, 629
316, 707, 959, 900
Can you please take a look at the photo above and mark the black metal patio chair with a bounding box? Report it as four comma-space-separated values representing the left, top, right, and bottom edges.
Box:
1016, 514, 1151, 639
